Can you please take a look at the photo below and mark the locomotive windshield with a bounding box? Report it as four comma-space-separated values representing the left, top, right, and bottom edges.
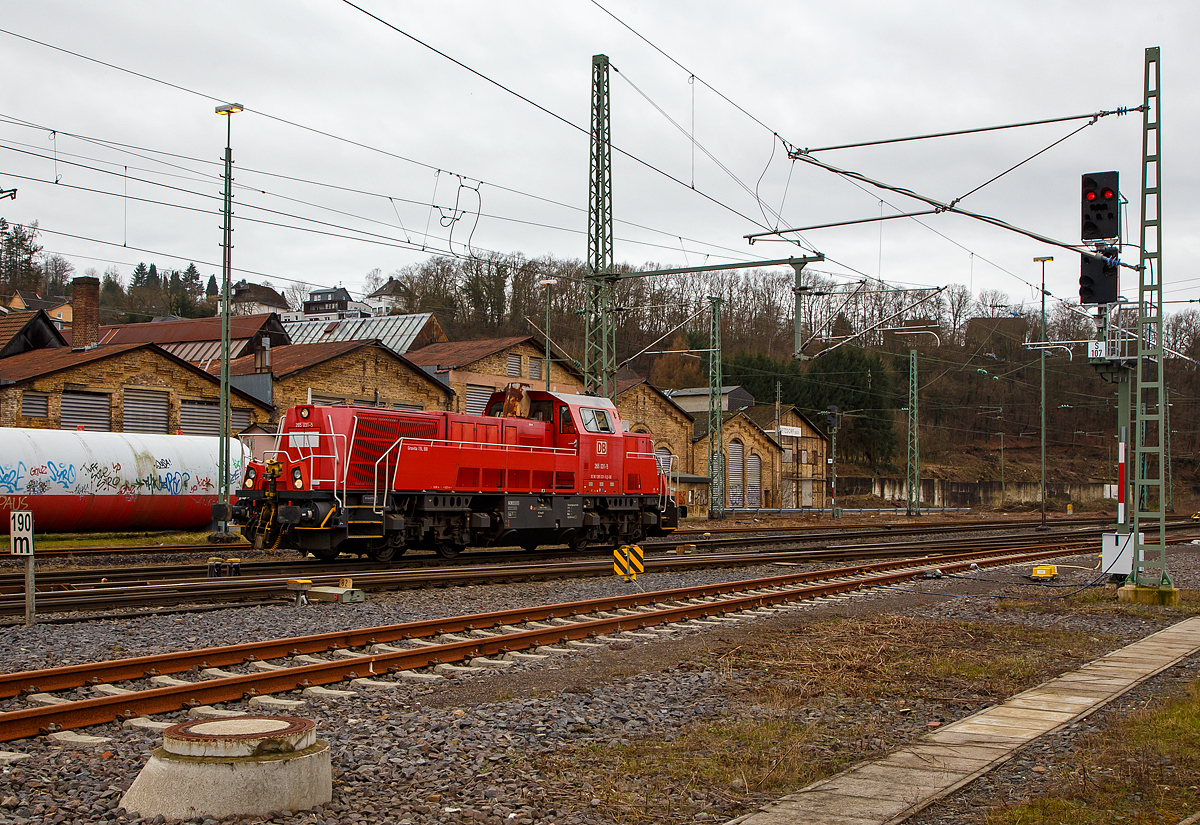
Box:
579, 407, 616, 434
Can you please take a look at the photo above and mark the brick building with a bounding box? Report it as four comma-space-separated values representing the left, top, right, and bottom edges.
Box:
91, 313, 290, 368
690, 412, 783, 511
0, 343, 271, 433
743, 405, 828, 509
220, 340, 453, 415
406, 336, 584, 414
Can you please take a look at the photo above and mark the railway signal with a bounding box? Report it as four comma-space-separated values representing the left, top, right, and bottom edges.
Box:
1081, 171, 1119, 241
1079, 246, 1120, 304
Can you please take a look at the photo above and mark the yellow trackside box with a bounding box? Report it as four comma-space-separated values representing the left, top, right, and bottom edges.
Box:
1031, 565, 1058, 579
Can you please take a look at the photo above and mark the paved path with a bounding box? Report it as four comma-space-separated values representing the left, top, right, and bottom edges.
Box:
727, 616, 1200, 825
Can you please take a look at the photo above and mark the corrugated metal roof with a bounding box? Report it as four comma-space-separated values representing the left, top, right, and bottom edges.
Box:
97, 313, 282, 345
283, 313, 436, 354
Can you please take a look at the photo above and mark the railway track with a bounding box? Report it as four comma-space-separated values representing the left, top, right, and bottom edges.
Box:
0, 543, 1095, 742
2, 523, 1194, 619
3, 514, 1121, 559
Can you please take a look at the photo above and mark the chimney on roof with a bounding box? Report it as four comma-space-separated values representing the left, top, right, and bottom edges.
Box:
71, 275, 100, 349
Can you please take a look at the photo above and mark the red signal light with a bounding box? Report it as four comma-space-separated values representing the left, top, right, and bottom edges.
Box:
1101, 187, 1115, 200
1085, 190, 1097, 201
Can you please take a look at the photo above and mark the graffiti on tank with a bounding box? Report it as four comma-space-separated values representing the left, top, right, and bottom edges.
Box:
82, 462, 124, 492
47, 462, 76, 488
190, 475, 215, 492
24, 479, 50, 496
0, 462, 27, 493
155, 458, 172, 469
28, 465, 47, 476
134, 471, 192, 495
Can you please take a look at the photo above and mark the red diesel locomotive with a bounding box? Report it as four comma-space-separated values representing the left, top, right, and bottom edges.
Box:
230, 386, 683, 560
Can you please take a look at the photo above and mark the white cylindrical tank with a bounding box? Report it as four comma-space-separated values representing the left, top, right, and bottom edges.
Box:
0, 429, 250, 533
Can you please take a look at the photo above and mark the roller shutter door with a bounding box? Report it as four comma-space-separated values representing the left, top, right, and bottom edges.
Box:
61, 392, 111, 432
310, 394, 344, 406
393, 403, 423, 411
232, 408, 252, 432
506, 353, 521, 376
464, 384, 493, 415
123, 388, 170, 434
529, 357, 542, 381
180, 399, 221, 436
727, 439, 744, 508
747, 453, 762, 508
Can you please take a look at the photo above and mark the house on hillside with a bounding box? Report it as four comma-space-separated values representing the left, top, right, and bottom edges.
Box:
364, 276, 410, 316
406, 336, 584, 414
8, 289, 71, 328
294, 286, 372, 321
226, 280, 290, 316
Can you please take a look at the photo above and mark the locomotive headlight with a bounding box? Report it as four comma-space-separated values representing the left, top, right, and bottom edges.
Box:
291, 467, 303, 489
244, 467, 257, 485
299, 407, 311, 419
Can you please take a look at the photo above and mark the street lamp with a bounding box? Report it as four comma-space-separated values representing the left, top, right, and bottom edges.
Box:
1034, 255, 1052, 530
538, 278, 557, 391
213, 102, 243, 542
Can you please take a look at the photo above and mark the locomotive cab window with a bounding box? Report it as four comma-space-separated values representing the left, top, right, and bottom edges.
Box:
579, 407, 615, 434
559, 406, 577, 434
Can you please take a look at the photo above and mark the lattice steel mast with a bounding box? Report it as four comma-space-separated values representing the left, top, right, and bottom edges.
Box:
1131, 46, 1172, 593
707, 296, 725, 519
906, 349, 920, 516
585, 54, 617, 397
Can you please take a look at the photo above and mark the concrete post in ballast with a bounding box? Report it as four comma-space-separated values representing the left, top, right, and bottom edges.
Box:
120, 716, 331, 820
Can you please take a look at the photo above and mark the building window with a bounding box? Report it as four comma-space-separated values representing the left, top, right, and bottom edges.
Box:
529, 357, 542, 381
21, 391, 48, 418
507, 353, 522, 377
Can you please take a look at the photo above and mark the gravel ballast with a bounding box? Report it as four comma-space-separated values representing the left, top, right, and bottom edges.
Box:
1, 543, 1197, 825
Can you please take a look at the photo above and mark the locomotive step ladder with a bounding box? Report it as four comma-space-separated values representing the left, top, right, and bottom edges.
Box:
344, 504, 385, 538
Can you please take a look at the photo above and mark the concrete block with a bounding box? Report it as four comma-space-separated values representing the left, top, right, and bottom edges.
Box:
394, 670, 443, 681
123, 717, 174, 732
302, 686, 357, 699
200, 667, 240, 679
0, 751, 32, 765
1117, 584, 1181, 606
433, 663, 478, 674
350, 678, 401, 689
92, 684, 134, 696
188, 706, 247, 719
249, 661, 284, 671
249, 695, 307, 710
292, 654, 328, 664
149, 675, 192, 687
468, 656, 514, 668
27, 692, 70, 706
332, 648, 370, 658
48, 730, 111, 746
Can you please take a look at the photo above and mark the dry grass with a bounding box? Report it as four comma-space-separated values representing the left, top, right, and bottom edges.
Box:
530, 615, 1106, 824
998, 586, 1200, 620
981, 680, 1200, 825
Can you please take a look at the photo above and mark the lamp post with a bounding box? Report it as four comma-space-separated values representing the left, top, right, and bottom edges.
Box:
213, 102, 243, 541
539, 278, 557, 391
1034, 256, 1052, 529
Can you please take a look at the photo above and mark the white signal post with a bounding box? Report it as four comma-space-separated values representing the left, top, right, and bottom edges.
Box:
10, 510, 35, 626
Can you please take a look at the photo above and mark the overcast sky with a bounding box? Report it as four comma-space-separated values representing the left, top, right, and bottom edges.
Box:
0, 0, 1195, 316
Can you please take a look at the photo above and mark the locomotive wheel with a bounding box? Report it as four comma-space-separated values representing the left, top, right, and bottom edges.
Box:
435, 541, 465, 559
312, 547, 341, 562
520, 542, 539, 552
567, 534, 588, 553
369, 541, 407, 563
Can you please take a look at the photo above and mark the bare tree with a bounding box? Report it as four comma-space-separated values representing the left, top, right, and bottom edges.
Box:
363, 267, 384, 296
284, 281, 311, 311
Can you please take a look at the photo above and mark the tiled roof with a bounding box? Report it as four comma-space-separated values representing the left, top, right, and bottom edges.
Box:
392, 335, 533, 369
0, 309, 68, 357
283, 313, 443, 354
97, 313, 282, 345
